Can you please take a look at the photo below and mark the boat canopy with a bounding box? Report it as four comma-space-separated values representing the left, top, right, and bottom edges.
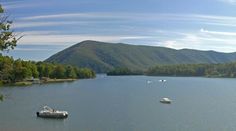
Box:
43, 106, 54, 111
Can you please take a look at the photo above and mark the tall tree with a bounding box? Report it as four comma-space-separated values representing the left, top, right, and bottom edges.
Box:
65, 65, 77, 78
51, 65, 66, 79
0, 5, 20, 51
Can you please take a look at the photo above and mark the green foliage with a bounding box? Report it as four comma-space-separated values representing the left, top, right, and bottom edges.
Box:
65, 66, 77, 78
0, 55, 13, 83
46, 40, 236, 73
12, 60, 33, 82
51, 65, 66, 79
146, 62, 236, 78
76, 68, 96, 79
0, 5, 20, 51
0, 94, 3, 101
107, 67, 143, 76
0, 55, 96, 84
35, 62, 95, 79
0, 80, 3, 86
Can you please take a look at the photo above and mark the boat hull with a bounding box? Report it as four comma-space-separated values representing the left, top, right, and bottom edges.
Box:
36, 112, 68, 119
160, 100, 171, 104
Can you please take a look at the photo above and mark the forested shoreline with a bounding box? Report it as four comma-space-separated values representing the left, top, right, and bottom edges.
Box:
107, 67, 143, 76
107, 62, 236, 78
146, 63, 236, 77
0, 55, 95, 86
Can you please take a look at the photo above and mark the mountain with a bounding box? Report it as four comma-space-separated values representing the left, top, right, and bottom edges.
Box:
45, 40, 236, 73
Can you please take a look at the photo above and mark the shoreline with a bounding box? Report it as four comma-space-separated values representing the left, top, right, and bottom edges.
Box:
1, 78, 77, 87
107, 74, 236, 79
42, 78, 77, 84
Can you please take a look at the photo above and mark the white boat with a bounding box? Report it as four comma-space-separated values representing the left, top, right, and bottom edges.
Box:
36, 106, 68, 118
147, 80, 152, 84
160, 98, 172, 104
159, 79, 166, 82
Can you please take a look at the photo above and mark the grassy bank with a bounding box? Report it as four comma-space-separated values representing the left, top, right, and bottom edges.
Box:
13, 81, 33, 86
0, 78, 78, 87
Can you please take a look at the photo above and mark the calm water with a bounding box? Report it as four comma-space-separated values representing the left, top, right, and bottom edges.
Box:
1, 75, 236, 131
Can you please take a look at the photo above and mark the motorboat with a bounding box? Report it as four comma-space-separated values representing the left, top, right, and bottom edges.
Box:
159, 79, 166, 82
160, 97, 172, 104
36, 106, 68, 118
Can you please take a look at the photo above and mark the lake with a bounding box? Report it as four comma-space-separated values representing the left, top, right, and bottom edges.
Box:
1, 75, 236, 131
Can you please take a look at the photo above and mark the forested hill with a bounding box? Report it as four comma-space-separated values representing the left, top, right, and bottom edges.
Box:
45, 40, 236, 73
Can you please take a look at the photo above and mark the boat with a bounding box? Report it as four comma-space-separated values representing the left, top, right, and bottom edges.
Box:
147, 80, 152, 84
160, 98, 172, 104
159, 79, 166, 82
36, 106, 68, 118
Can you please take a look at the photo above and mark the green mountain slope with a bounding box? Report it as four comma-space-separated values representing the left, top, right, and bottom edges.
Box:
45, 40, 236, 72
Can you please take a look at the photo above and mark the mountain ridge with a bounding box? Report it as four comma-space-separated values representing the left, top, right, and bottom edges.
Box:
45, 40, 236, 72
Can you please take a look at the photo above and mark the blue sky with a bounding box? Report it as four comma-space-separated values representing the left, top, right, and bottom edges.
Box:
1, 0, 236, 61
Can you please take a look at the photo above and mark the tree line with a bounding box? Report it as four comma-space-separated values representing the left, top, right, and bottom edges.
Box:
146, 63, 236, 77
107, 67, 143, 76
0, 55, 95, 84
107, 62, 236, 78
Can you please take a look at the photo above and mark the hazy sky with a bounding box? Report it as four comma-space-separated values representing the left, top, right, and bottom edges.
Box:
1, 0, 236, 61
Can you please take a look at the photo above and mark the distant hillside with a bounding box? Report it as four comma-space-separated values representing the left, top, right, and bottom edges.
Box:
45, 40, 236, 73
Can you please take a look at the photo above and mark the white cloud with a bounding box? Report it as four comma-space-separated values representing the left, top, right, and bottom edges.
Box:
15, 13, 236, 30
18, 12, 95, 21
16, 31, 61, 35
18, 34, 152, 45
20, 13, 119, 20
10, 11, 236, 53
13, 21, 87, 28
14, 47, 55, 51
19, 13, 236, 22
14, 29, 236, 53
162, 41, 179, 49
219, 0, 236, 4
155, 29, 236, 53
200, 28, 236, 36
2, 1, 44, 10
204, 22, 236, 27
